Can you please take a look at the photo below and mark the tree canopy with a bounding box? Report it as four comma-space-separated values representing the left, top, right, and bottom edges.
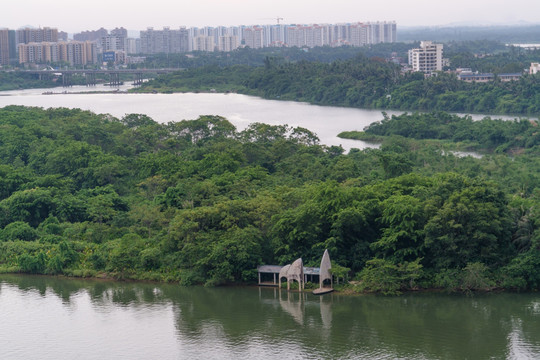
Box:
1, 106, 540, 293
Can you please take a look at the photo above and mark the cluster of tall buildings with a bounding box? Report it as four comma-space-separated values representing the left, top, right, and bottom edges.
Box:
0, 21, 396, 66
139, 21, 397, 54
18, 41, 97, 65
0, 27, 96, 66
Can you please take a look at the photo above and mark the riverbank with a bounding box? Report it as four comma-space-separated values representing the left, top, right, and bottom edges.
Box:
42, 89, 128, 95
131, 58, 540, 118
0, 266, 518, 299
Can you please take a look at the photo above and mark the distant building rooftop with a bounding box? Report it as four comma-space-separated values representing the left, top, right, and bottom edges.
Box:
458, 72, 522, 82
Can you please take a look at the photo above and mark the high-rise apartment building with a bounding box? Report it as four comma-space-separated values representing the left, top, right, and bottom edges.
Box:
330, 24, 350, 46
349, 23, 370, 46
285, 26, 304, 48
18, 41, 97, 65
126, 38, 140, 54
218, 35, 239, 52
8, 30, 17, 63
101, 35, 127, 52
266, 25, 286, 47
16, 27, 58, 44
74, 28, 108, 42
140, 27, 189, 54
370, 21, 397, 43
110, 27, 128, 38
58, 31, 68, 42
243, 27, 264, 49
0, 29, 9, 65
408, 41, 443, 73
133, 20, 397, 54
193, 36, 215, 51
304, 25, 328, 48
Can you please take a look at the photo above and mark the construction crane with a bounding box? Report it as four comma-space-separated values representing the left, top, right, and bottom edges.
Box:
259, 17, 284, 25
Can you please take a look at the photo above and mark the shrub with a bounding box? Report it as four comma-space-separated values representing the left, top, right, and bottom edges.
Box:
1, 221, 38, 242
18, 252, 46, 274
460, 262, 495, 291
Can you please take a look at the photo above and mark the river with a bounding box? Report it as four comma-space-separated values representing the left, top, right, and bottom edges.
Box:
1, 274, 539, 360
1, 85, 527, 153
0, 85, 400, 151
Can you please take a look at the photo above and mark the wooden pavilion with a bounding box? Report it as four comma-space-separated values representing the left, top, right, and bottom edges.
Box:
257, 250, 333, 292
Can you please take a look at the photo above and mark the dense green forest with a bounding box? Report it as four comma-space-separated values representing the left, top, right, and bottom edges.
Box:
135, 51, 540, 115
1, 106, 540, 293
340, 111, 540, 154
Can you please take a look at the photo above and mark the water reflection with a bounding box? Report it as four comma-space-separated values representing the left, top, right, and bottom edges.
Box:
2, 274, 540, 359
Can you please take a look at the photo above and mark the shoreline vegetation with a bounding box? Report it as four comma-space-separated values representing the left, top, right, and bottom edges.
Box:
41, 90, 128, 95
2, 106, 540, 295
130, 54, 540, 117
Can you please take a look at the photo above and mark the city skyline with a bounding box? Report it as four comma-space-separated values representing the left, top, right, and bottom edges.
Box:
3, 0, 540, 33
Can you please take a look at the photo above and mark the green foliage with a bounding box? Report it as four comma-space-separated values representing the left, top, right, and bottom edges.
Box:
1, 221, 38, 241
501, 251, 540, 290
18, 252, 46, 274
362, 112, 540, 153
0, 72, 65, 91
460, 262, 495, 291
330, 264, 350, 284
356, 258, 424, 295
107, 234, 146, 273
424, 180, 512, 270
3, 105, 540, 293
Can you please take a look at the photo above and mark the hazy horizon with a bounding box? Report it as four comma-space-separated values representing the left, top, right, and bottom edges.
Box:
4, 0, 540, 33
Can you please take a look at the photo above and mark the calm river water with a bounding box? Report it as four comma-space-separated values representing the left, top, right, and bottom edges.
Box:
0, 85, 526, 152
1, 274, 540, 359
0, 85, 402, 151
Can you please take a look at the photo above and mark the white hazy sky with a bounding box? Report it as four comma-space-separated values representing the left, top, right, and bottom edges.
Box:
3, 0, 540, 33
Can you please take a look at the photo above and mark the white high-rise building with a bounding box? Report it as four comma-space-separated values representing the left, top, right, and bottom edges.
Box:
140, 27, 189, 54
286, 26, 304, 47
349, 23, 369, 46
193, 36, 215, 51
304, 25, 329, 48
218, 35, 239, 52
408, 41, 443, 74
101, 35, 127, 52
136, 21, 397, 53
243, 27, 264, 49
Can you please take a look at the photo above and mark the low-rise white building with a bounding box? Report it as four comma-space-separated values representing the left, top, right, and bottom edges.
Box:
530, 62, 540, 74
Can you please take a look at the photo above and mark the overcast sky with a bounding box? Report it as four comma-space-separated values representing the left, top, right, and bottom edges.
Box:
4, 0, 540, 33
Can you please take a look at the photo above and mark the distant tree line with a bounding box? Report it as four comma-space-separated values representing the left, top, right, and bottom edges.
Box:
136, 50, 540, 116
